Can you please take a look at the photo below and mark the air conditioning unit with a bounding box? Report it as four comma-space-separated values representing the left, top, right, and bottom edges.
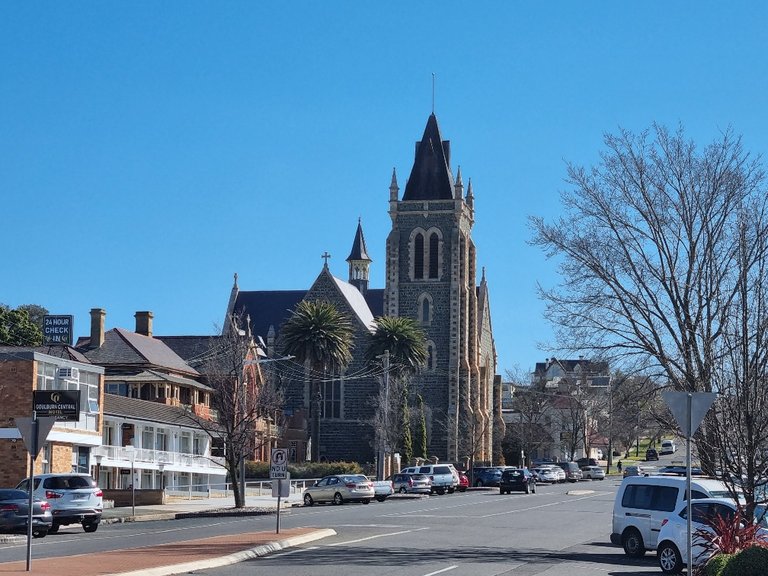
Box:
57, 367, 80, 380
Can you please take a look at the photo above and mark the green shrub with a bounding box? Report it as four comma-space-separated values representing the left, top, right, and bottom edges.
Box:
720, 545, 768, 576
703, 553, 732, 576
246, 460, 362, 479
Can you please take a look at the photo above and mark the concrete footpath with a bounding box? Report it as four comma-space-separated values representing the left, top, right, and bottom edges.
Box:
0, 494, 335, 576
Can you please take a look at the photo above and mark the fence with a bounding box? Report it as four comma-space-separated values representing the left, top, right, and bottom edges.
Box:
164, 478, 318, 501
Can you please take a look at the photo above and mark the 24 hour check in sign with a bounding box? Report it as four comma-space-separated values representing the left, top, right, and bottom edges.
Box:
270, 448, 288, 479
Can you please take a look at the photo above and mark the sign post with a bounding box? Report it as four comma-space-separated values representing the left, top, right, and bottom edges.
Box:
662, 391, 718, 575
270, 448, 288, 534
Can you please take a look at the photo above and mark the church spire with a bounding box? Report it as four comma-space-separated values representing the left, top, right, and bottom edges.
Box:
389, 167, 399, 201
402, 113, 454, 201
346, 218, 372, 294
454, 165, 464, 199
466, 177, 474, 210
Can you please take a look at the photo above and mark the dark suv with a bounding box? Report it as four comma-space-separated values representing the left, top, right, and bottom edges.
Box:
499, 468, 536, 494
645, 448, 659, 461
471, 467, 504, 487
556, 462, 583, 482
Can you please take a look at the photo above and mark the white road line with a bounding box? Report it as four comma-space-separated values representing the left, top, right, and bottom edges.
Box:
325, 527, 429, 546
421, 565, 458, 576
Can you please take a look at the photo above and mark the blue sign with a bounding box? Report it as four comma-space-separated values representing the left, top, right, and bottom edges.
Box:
43, 315, 73, 345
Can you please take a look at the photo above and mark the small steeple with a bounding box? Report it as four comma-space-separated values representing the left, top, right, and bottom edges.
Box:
454, 165, 464, 199
389, 167, 399, 201
466, 178, 474, 210
346, 219, 372, 294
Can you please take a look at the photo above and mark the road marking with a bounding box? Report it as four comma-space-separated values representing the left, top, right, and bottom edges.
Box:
421, 565, 458, 576
325, 527, 429, 546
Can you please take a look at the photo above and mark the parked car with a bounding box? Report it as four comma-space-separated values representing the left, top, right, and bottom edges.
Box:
658, 465, 705, 476
457, 472, 469, 492
499, 468, 536, 494
660, 440, 677, 455
532, 466, 559, 484
400, 464, 459, 495
580, 465, 606, 480
302, 474, 374, 506
622, 464, 658, 478
471, 466, 504, 487
556, 462, 583, 482
657, 498, 768, 573
16, 473, 102, 533
0, 489, 52, 538
645, 448, 659, 461
576, 457, 598, 468
371, 478, 394, 502
611, 475, 738, 557
390, 473, 431, 495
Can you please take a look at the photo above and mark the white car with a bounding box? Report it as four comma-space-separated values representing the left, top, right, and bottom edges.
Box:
580, 465, 606, 480
532, 467, 559, 483
16, 473, 103, 534
656, 498, 768, 574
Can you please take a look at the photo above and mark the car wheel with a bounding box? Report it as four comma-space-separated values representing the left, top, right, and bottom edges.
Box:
48, 522, 60, 535
658, 541, 683, 574
303, 494, 314, 507
476, 480, 484, 487
436, 488, 446, 495
362, 499, 371, 504
375, 496, 386, 502
333, 492, 344, 505
622, 528, 646, 558
83, 521, 98, 533
399, 486, 407, 494
447, 487, 455, 494
32, 528, 47, 538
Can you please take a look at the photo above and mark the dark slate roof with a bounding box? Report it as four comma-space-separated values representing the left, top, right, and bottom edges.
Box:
103, 393, 199, 426
402, 113, 455, 201
81, 328, 199, 376
0, 345, 91, 363
346, 220, 372, 262
364, 289, 384, 318
232, 290, 307, 343
155, 335, 221, 366
105, 370, 214, 392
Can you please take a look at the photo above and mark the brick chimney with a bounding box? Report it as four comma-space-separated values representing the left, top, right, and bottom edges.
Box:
135, 311, 153, 337
90, 308, 105, 349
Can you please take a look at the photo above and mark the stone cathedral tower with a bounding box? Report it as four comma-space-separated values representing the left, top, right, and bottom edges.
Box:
385, 113, 496, 463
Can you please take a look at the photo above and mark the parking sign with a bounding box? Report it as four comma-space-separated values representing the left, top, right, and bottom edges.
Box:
270, 448, 288, 479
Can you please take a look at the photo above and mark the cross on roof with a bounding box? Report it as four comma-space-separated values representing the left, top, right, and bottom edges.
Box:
322, 251, 331, 268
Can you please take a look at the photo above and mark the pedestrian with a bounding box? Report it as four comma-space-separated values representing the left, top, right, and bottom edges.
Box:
617, 460, 622, 473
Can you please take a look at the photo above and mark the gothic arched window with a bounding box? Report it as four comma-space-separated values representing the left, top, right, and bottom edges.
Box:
414, 233, 425, 279
418, 292, 433, 325
429, 232, 439, 278
426, 341, 436, 371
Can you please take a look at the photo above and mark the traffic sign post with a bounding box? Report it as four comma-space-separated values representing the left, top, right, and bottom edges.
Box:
662, 391, 718, 575
270, 448, 289, 534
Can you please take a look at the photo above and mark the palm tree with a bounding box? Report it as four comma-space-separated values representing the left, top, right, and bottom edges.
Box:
280, 300, 354, 461
366, 316, 427, 473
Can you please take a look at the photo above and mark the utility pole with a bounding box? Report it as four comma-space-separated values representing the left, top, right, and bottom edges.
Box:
377, 351, 390, 480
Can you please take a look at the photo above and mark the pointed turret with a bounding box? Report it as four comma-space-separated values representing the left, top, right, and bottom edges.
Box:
466, 178, 474, 210
454, 166, 464, 199
346, 218, 372, 294
389, 167, 399, 201
402, 113, 455, 201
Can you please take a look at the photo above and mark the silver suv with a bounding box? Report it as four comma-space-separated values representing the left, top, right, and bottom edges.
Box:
401, 464, 459, 495
16, 473, 103, 533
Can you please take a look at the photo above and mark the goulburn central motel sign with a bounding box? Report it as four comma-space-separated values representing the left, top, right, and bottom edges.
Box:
33, 390, 80, 421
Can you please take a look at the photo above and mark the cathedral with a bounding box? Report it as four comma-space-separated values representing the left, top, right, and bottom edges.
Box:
225, 113, 498, 466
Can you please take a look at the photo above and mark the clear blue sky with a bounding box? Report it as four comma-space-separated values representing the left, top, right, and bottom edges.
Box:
2, 3, 767, 377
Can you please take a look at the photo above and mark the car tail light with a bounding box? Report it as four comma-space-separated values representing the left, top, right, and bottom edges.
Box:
95, 489, 103, 497
45, 491, 63, 499
40, 502, 51, 511
0, 504, 19, 512
408, 478, 413, 486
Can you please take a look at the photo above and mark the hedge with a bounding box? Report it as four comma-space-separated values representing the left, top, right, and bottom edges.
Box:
246, 460, 363, 479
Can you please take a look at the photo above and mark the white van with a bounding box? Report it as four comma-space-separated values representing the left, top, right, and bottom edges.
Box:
611, 475, 735, 557
660, 440, 677, 455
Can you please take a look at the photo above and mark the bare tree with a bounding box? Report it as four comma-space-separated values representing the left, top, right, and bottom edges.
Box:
192, 314, 284, 508
531, 124, 768, 498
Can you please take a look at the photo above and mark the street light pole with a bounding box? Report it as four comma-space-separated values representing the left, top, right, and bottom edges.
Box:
606, 376, 613, 475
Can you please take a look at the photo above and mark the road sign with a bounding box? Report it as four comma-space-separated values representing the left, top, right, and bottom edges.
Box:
15, 416, 57, 458
662, 391, 718, 436
270, 448, 288, 479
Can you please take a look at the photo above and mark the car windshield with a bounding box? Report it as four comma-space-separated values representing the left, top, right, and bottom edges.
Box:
45, 476, 95, 489
0, 489, 28, 500
341, 475, 368, 483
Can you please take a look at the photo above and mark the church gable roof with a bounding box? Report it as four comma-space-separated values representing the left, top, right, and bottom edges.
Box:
402, 113, 455, 201
233, 290, 306, 343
